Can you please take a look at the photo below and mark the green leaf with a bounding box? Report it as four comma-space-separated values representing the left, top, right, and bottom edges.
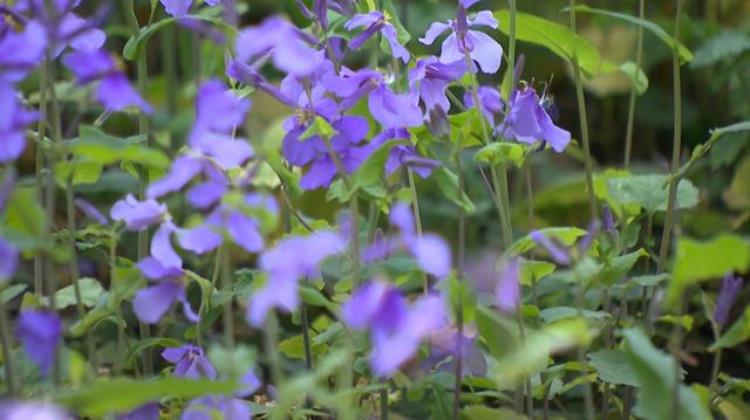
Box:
508, 227, 587, 255
588, 349, 640, 386
474, 142, 526, 167
54, 378, 237, 417
619, 61, 649, 95
123, 15, 235, 61
494, 10, 616, 78
475, 305, 519, 360
540, 307, 610, 324
54, 278, 105, 309
666, 234, 750, 308
433, 167, 476, 214
623, 328, 710, 420
3, 186, 46, 247
710, 307, 750, 351
0, 284, 27, 305
519, 260, 556, 286
300, 116, 335, 141
54, 161, 104, 186
599, 249, 648, 285
71, 126, 169, 169
69, 304, 116, 337
565, 5, 693, 63
299, 285, 337, 311
607, 174, 699, 214
631, 273, 669, 287
461, 406, 526, 420
278, 334, 327, 360
690, 30, 750, 69
327, 141, 399, 202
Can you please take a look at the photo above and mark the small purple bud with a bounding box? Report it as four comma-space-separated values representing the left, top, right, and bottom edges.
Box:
714, 274, 744, 328
530, 230, 571, 266
74, 198, 109, 225
602, 205, 616, 232
578, 219, 601, 255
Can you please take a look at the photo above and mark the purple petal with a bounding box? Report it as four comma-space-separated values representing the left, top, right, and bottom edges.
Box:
382, 24, 410, 63
15, 310, 62, 377
409, 234, 452, 279
714, 274, 744, 328
177, 224, 222, 254
97, 73, 153, 114
495, 258, 520, 312
468, 10, 498, 28
227, 212, 264, 253
146, 156, 203, 199
151, 223, 182, 269
110, 194, 166, 231
160, 0, 191, 16
0, 237, 19, 282
186, 179, 227, 209
246, 273, 299, 327
439, 33, 464, 65
420, 21, 451, 45
133, 281, 181, 324
368, 85, 423, 129
467, 30, 502, 74
138, 257, 183, 280
62, 49, 115, 84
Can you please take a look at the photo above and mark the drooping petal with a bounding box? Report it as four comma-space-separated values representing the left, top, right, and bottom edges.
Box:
151, 223, 182, 269
226, 211, 264, 253
160, 0, 192, 16
342, 281, 390, 330
110, 194, 166, 231
177, 224, 222, 254
467, 30, 502, 74
246, 273, 299, 327
409, 234, 452, 279
381, 24, 410, 64
62, 49, 115, 84
368, 85, 422, 129
714, 274, 744, 328
133, 281, 181, 324
439, 33, 464, 65
537, 104, 571, 152
97, 73, 153, 114
15, 310, 62, 377
146, 156, 203, 199
468, 10, 498, 28
495, 257, 520, 312
420, 21, 451, 45
300, 156, 337, 190
0, 238, 19, 282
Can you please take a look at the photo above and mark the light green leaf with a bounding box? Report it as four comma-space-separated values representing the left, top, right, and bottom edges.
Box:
433, 167, 476, 214
0, 284, 27, 305
607, 174, 699, 214
619, 61, 649, 95
494, 10, 615, 78
540, 307, 610, 324
623, 328, 710, 420
55, 278, 105, 309
461, 406, 526, 420
278, 334, 327, 360
588, 349, 640, 387
565, 5, 693, 63
666, 234, 750, 308
710, 307, 750, 351
631, 273, 669, 287
508, 227, 587, 255
475, 305, 520, 360
54, 161, 104, 186
55, 378, 237, 417
474, 143, 526, 167
3, 186, 47, 249
519, 260, 556, 286
70, 126, 169, 169
599, 249, 648, 285
300, 116, 335, 141
690, 30, 750, 69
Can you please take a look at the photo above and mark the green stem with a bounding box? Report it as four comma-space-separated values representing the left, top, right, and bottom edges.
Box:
124, 0, 154, 376
569, 0, 599, 221
34, 61, 48, 296
407, 169, 428, 293
453, 151, 466, 420
0, 301, 18, 397
196, 248, 223, 349
380, 388, 389, 420
657, 0, 684, 275
65, 177, 98, 376
221, 244, 235, 359
623, 0, 645, 170
110, 237, 127, 376
264, 311, 283, 389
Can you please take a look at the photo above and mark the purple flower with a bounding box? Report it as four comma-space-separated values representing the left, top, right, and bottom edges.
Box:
116, 402, 160, 420
0, 20, 47, 82
189, 79, 251, 147
235, 16, 320, 77
387, 202, 452, 278
110, 194, 167, 231
530, 230, 572, 266
0, 401, 70, 420
15, 310, 62, 377
74, 198, 109, 225
495, 257, 520, 312
420, 9, 503, 74
0, 81, 39, 162
323, 67, 423, 129
500, 86, 571, 152
160, 0, 192, 16
97, 73, 154, 114
372, 128, 440, 179
409, 56, 466, 115
345, 11, 409, 63
162, 345, 217, 379
247, 230, 347, 326
56, 12, 105, 54
133, 267, 199, 324
342, 280, 447, 376
714, 274, 744, 329
464, 85, 504, 127
181, 396, 250, 420
0, 237, 19, 282
425, 326, 487, 377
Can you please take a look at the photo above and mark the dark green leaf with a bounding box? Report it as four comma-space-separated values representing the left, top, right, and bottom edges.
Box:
588, 349, 640, 386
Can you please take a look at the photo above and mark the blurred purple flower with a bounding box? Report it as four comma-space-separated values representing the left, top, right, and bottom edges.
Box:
714, 274, 744, 329
0, 20, 47, 82
0, 401, 70, 420
181, 396, 250, 420
116, 402, 160, 420
500, 86, 570, 153
464, 85, 504, 127
425, 326, 487, 377
15, 310, 62, 377
235, 16, 320, 76
342, 280, 447, 376
162, 344, 217, 379
420, 9, 502, 74
0, 237, 19, 282
345, 11, 409, 63
189, 79, 251, 147
74, 198, 109, 225
160, 0, 192, 16
110, 194, 167, 231
247, 230, 346, 326
0, 81, 39, 162
97, 73, 154, 114
529, 230, 572, 266
495, 257, 520, 312
409, 56, 466, 116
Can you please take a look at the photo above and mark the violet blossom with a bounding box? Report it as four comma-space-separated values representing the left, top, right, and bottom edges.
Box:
371, 128, 440, 179
116, 402, 160, 420
714, 273, 744, 329
0, 237, 19, 282
464, 85, 504, 127
419, 6, 503, 74
15, 309, 62, 377
0, 401, 71, 420
247, 230, 347, 327
345, 11, 409, 63
161, 344, 218, 379
495, 257, 520, 312
0, 81, 39, 163
181, 396, 250, 420
409, 56, 466, 116
499, 85, 571, 153
0, 20, 47, 82
342, 279, 447, 376
110, 194, 167, 231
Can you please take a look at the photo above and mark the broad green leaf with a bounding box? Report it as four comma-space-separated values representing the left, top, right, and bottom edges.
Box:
475, 305, 519, 360
691, 30, 750, 69
566, 5, 693, 63
54, 161, 104, 186
3, 186, 47, 250
123, 15, 235, 61
433, 167, 476, 214
631, 273, 669, 287
666, 234, 750, 308
619, 61, 649, 95
508, 227, 587, 255
519, 260, 556, 286
710, 307, 750, 351
718, 396, 750, 420
0, 284, 27, 305
299, 285, 337, 311
495, 10, 616, 78
607, 174, 699, 214
588, 349, 639, 386
599, 249, 648, 285
70, 126, 169, 169
540, 307, 610, 324
55, 378, 237, 417
623, 328, 710, 420
55, 278, 105, 309
278, 334, 328, 360
474, 142, 526, 167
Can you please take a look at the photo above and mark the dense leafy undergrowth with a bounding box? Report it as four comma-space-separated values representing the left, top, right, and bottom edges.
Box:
0, 0, 749, 419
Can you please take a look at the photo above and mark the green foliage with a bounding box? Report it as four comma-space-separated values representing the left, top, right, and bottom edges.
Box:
508, 227, 587, 255
588, 349, 640, 387
54, 278, 105, 309
607, 174, 699, 214
691, 30, 750, 68
433, 167, 477, 214
711, 307, 750, 351
474, 143, 527, 167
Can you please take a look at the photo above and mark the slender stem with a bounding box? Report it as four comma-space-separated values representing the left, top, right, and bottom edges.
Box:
221, 244, 235, 358
407, 169, 428, 293
196, 248, 222, 349
65, 178, 98, 375
453, 151, 467, 420
0, 301, 18, 397
525, 164, 535, 228
507, 0, 517, 95
657, 0, 684, 274
301, 304, 313, 371
34, 60, 48, 296
569, 0, 599, 221
575, 277, 595, 420
624, 0, 645, 169
110, 237, 127, 376
380, 388, 389, 420
710, 348, 722, 390
124, 0, 154, 376
264, 311, 283, 388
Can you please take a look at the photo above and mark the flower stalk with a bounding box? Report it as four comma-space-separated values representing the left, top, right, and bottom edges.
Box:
623, 0, 645, 169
